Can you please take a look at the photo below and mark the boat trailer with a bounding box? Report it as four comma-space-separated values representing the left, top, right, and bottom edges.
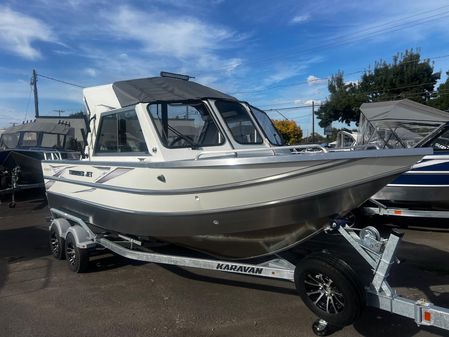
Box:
48, 208, 449, 336
363, 198, 449, 219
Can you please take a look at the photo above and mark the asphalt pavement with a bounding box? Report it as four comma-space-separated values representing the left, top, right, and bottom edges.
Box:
0, 194, 448, 337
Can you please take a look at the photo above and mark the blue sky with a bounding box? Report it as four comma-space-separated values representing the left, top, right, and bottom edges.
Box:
1, 0, 449, 135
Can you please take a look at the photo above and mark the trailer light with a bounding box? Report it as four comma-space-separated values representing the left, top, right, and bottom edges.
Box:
424, 311, 431, 322
394, 210, 402, 215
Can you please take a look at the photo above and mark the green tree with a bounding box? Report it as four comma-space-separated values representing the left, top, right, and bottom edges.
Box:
316, 71, 366, 127
430, 71, 449, 111
317, 50, 441, 127
272, 119, 302, 144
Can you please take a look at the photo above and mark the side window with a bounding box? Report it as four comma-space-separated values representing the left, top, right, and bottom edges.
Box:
41, 133, 64, 148
95, 109, 148, 154
215, 101, 262, 145
0, 133, 19, 149
22, 132, 38, 147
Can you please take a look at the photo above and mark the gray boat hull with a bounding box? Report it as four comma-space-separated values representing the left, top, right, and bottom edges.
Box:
47, 173, 395, 259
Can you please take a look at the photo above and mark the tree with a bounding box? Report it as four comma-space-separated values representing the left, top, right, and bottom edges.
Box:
430, 71, 449, 111
272, 119, 302, 144
316, 71, 366, 127
316, 50, 441, 127
69, 111, 87, 118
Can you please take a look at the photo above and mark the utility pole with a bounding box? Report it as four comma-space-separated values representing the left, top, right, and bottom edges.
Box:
311, 101, 315, 143
53, 109, 65, 117
31, 69, 39, 118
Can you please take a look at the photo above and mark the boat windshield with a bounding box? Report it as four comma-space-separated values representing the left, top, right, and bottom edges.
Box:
214, 100, 263, 145
425, 126, 449, 151
148, 102, 225, 149
250, 105, 284, 146
0, 133, 19, 149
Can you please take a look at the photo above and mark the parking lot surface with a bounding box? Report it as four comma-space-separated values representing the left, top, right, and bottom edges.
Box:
0, 196, 448, 337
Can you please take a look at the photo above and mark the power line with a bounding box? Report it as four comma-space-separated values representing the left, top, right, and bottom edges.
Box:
218, 5, 449, 73
265, 104, 320, 112
37, 73, 85, 89
232, 53, 449, 95
262, 88, 449, 114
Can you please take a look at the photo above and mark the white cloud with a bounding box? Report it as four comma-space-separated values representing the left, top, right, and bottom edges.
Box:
84, 68, 97, 77
106, 6, 238, 59
294, 99, 322, 106
0, 6, 57, 59
307, 75, 327, 86
290, 14, 310, 24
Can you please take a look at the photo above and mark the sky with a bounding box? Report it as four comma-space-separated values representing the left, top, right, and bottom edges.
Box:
1, 0, 449, 135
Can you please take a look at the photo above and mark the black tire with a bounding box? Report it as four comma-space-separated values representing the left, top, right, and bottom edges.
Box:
49, 227, 65, 260
65, 232, 89, 273
294, 253, 364, 327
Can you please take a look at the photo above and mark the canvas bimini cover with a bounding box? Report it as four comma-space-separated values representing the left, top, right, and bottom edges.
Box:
357, 99, 449, 148
112, 76, 236, 107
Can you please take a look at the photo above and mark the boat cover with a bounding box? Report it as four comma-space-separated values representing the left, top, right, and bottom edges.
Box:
360, 99, 449, 123
3, 121, 73, 135
113, 77, 236, 107
358, 99, 449, 148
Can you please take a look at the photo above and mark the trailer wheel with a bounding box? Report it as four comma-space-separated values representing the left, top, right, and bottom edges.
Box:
49, 227, 65, 260
65, 232, 89, 273
294, 253, 364, 328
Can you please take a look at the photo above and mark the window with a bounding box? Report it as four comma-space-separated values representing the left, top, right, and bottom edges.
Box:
41, 133, 64, 148
148, 102, 224, 148
95, 109, 148, 154
22, 132, 38, 147
250, 106, 284, 146
215, 101, 262, 144
0, 133, 19, 149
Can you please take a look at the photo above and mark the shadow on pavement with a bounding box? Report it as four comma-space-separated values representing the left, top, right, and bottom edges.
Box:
354, 306, 446, 337
0, 225, 54, 297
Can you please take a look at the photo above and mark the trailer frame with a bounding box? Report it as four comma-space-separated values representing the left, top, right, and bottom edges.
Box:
48, 208, 449, 335
363, 198, 449, 219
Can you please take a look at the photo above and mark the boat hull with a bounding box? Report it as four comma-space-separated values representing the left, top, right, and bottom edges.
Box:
372, 154, 449, 211
0, 150, 44, 185
43, 149, 427, 259
46, 173, 394, 259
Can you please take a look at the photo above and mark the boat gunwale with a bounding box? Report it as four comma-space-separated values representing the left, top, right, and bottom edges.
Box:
41, 147, 432, 169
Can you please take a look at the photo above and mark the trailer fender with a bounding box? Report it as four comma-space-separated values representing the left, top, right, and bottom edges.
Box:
65, 225, 96, 249
49, 218, 71, 238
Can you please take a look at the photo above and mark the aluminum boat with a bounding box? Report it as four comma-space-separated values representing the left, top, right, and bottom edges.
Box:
356, 99, 449, 211
41, 73, 429, 259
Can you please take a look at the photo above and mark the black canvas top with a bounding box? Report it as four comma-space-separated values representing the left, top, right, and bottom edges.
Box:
3, 121, 72, 135
112, 76, 237, 107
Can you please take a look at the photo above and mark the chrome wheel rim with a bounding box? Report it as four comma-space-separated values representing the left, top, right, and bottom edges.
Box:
50, 232, 60, 256
66, 241, 76, 266
304, 273, 345, 314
